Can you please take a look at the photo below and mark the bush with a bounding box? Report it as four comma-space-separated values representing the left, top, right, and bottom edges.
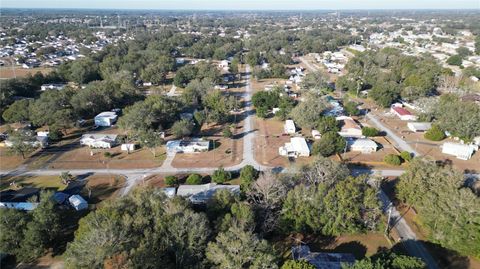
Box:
384, 154, 402, 166
256, 106, 268, 118
344, 101, 360, 116
362, 127, 379, 137
186, 173, 203, 185
212, 167, 232, 184
171, 119, 194, 138
447, 54, 462, 66
424, 125, 445, 141
400, 151, 413, 162
240, 165, 258, 191
103, 152, 112, 158
222, 126, 233, 138
164, 176, 178, 186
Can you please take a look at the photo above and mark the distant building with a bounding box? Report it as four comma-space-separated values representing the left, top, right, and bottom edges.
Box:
121, 143, 136, 151
391, 106, 417, 121
80, 133, 118, 148
279, 137, 310, 158
291, 245, 355, 269
407, 122, 432, 132
441, 142, 477, 160
177, 183, 240, 204
336, 116, 363, 138
94, 111, 118, 127
311, 130, 321, 140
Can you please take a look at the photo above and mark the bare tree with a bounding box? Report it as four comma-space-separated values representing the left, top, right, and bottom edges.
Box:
299, 157, 349, 187
247, 170, 288, 234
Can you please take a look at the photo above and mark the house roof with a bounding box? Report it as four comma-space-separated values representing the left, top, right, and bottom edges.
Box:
177, 183, 240, 203
290, 137, 310, 153
392, 106, 413, 116
69, 195, 87, 207
349, 138, 377, 148
292, 245, 355, 269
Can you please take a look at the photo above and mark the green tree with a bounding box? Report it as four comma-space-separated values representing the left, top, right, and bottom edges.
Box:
300, 71, 329, 93
7, 131, 36, 159
67, 57, 100, 84
343, 251, 426, 269
64, 188, 211, 268
424, 125, 445, 141
362, 127, 379, 137
240, 165, 259, 192
400, 151, 413, 162
290, 93, 328, 129
186, 173, 203, 185
206, 224, 278, 269
138, 129, 164, 157
2, 99, 31, 123
222, 125, 233, 138
171, 119, 194, 138
396, 158, 480, 257
165, 176, 179, 187
344, 101, 360, 116
281, 260, 316, 269
0, 209, 30, 258
212, 167, 232, 184
312, 132, 346, 157
384, 154, 402, 166
316, 116, 339, 133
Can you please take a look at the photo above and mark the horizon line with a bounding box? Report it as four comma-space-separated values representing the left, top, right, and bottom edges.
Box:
1, 7, 480, 11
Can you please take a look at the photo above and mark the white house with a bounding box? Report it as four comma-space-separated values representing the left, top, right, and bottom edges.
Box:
69, 195, 88, 211
40, 83, 66, 91
348, 138, 378, 153
441, 142, 477, 160
94, 111, 118, 127
80, 134, 118, 148
311, 130, 321, 140
391, 106, 417, 121
121, 143, 136, 151
279, 137, 310, 158
166, 139, 210, 154
336, 116, 363, 138
407, 122, 432, 132
284, 120, 296, 134
177, 183, 240, 204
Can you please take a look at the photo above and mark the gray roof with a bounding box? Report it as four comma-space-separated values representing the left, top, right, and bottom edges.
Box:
292, 245, 355, 269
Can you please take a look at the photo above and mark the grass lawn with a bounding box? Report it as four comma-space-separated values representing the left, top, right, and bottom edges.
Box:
0, 175, 66, 191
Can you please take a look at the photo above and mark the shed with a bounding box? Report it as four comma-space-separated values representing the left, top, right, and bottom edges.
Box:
441, 142, 477, 160
284, 120, 296, 134
407, 122, 432, 132
311, 130, 321, 140
121, 143, 136, 151
391, 106, 417, 121
69, 195, 88, 211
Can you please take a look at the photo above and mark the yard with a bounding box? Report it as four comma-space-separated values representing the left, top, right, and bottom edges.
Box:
0, 66, 53, 79
80, 174, 126, 204
0, 175, 66, 191
171, 120, 244, 168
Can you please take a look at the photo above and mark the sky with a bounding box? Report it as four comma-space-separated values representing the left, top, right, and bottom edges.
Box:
1, 0, 479, 10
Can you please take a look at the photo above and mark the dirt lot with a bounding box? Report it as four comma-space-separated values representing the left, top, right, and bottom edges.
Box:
0, 66, 53, 79
0, 147, 28, 170
254, 117, 311, 168
171, 121, 244, 168
80, 174, 126, 204
370, 110, 480, 172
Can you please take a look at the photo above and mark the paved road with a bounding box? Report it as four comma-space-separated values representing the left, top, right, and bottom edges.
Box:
375, 183, 439, 269
366, 113, 420, 156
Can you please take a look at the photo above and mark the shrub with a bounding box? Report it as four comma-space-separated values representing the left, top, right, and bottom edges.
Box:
164, 176, 179, 186
240, 165, 258, 191
186, 173, 203, 185
212, 167, 232, 184
400, 151, 413, 162
103, 152, 112, 158
344, 101, 360, 116
384, 154, 402, 166
222, 126, 233, 138
424, 125, 445, 141
281, 260, 316, 269
362, 127, 379, 137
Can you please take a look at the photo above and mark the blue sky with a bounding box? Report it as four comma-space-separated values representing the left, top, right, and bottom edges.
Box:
2, 0, 479, 10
